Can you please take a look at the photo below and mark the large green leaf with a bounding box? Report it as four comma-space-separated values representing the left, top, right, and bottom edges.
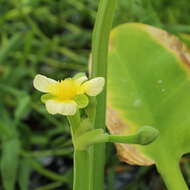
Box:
107, 23, 190, 190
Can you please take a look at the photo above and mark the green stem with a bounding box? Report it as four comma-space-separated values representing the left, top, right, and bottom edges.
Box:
109, 126, 159, 145
156, 158, 188, 190
68, 115, 93, 190
73, 149, 92, 190
91, 0, 116, 189
109, 134, 144, 144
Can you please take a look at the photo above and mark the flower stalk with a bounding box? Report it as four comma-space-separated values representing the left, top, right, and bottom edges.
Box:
90, 0, 117, 189
68, 115, 92, 190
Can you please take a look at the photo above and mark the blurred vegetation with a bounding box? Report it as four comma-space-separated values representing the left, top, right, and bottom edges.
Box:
0, 0, 190, 189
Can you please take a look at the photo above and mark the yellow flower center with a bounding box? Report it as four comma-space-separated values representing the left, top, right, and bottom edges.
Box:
47, 78, 84, 101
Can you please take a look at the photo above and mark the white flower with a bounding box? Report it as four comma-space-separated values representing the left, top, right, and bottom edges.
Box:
33, 74, 105, 115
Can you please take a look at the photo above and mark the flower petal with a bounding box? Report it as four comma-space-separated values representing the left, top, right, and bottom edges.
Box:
82, 77, 105, 96
33, 74, 57, 93
75, 76, 88, 84
45, 100, 77, 115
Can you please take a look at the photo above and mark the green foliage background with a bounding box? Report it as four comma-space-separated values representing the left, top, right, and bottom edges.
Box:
0, 0, 190, 189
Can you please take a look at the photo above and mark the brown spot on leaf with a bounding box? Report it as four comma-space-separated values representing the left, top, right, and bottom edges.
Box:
106, 107, 154, 166
145, 25, 190, 68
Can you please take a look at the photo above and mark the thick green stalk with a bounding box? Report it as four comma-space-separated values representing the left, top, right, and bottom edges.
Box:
156, 158, 188, 190
91, 0, 116, 189
73, 150, 91, 190
68, 115, 93, 190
